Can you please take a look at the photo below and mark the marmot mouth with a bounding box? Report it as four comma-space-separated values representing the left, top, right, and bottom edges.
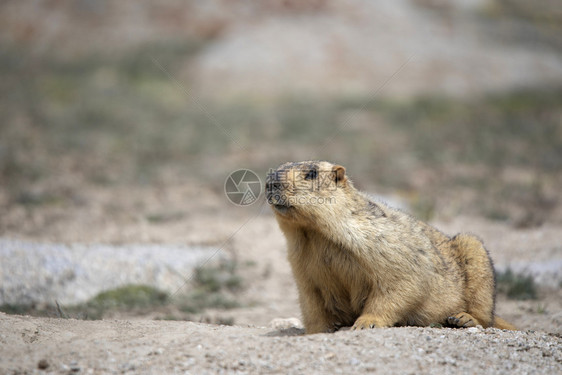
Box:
273, 204, 291, 215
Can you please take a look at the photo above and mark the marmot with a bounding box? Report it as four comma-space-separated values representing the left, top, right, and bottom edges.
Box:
266, 161, 515, 334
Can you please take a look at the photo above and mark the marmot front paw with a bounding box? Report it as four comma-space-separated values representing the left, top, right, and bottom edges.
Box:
447, 312, 478, 328
351, 314, 385, 330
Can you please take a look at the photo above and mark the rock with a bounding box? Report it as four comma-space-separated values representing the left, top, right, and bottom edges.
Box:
37, 359, 49, 370
69, 361, 80, 372
269, 317, 304, 330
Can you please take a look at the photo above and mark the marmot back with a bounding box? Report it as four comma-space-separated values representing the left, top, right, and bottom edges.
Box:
266, 160, 515, 334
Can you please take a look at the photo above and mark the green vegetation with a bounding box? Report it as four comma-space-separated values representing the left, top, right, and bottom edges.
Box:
370, 90, 562, 170
176, 261, 243, 314
536, 303, 547, 314
1, 39, 561, 225
496, 268, 538, 300
0, 261, 245, 320
0, 285, 169, 320
482, 0, 562, 29
0, 303, 36, 316
73, 284, 169, 319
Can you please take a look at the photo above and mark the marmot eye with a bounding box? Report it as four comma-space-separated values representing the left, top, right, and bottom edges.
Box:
304, 169, 317, 180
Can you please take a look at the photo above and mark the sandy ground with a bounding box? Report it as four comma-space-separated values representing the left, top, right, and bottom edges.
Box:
1, 185, 561, 374
1, 313, 561, 375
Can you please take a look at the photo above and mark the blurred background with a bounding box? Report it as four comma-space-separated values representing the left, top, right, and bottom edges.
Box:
0, 0, 561, 324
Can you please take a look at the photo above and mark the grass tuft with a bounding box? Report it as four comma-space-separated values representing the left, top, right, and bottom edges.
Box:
176, 260, 243, 314
496, 268, 538, 300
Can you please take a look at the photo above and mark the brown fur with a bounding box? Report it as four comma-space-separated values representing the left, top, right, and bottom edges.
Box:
266, 161, 516, 334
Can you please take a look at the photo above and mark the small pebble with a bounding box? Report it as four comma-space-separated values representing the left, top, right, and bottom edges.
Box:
69, 361, 81, 372
37, 359, 49, 370
349, 357, 361, 366
269, 317, 304, 330
324, 352, 336, 360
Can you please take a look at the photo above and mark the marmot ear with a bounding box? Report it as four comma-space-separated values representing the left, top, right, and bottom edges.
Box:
332, 165, 346, 185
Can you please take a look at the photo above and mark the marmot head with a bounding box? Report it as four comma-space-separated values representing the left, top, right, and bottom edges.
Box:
266, 161, 351, 226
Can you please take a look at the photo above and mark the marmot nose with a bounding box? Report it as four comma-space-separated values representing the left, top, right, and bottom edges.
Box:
266, 181, 281, 193
266, 172, 282, 192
